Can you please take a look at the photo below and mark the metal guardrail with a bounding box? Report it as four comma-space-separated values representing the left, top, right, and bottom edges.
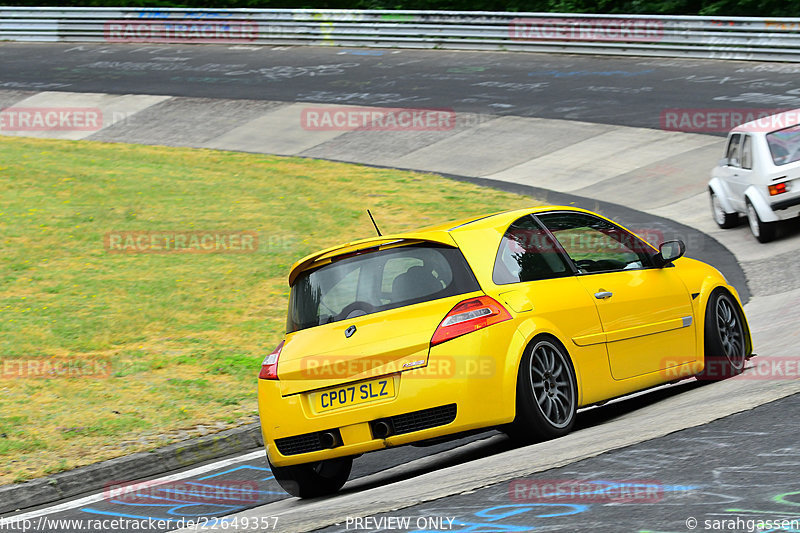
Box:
2, 7, 800, 61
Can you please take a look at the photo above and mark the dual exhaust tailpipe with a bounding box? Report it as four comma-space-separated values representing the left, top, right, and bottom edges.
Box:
315, 419, 393, 451
318, 430, 341, 449
370, 419, 394, 440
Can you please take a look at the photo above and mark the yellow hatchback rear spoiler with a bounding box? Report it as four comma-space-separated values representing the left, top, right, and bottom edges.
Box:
288, 231, 458, 286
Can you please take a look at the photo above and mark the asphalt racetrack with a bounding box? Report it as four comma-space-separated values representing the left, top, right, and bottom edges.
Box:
3, 42, 800, 131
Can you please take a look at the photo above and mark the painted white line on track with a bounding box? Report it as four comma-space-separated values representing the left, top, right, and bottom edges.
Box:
1, 450, 266, 524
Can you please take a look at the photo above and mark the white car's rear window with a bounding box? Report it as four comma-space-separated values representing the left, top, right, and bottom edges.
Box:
767, 124, 800, 166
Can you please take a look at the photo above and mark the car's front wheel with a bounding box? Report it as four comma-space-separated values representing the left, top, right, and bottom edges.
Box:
697, 290, 747, 381
746, 200, 777, 243
509, 336, 577, 442
710, 190, 738, 229
269, 456, 352, 498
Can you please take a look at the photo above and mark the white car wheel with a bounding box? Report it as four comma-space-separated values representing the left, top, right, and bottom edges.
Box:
710, 191, 738, 229
746, 201, 777, 243
746, 203, 760, 237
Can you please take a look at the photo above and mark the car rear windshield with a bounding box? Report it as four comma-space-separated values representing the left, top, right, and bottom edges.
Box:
287, 243, 480, 333
767, 124, 800, 166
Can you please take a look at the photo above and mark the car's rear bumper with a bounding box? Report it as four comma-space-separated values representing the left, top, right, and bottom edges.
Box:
258, 323, 522, 466
771, 194, 800, 212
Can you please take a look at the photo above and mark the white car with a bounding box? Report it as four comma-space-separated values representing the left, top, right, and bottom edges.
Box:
709, 108, 800, 243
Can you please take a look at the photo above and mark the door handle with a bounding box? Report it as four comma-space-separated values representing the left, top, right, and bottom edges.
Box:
594, 291, 613, 300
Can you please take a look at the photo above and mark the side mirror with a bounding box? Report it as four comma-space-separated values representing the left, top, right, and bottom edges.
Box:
655, 240, 685, 267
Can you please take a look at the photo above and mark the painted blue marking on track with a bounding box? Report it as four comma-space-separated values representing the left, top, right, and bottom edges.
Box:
183, 481, 282, 494
446, 483, 700, 531
80, 508, 180, 522
197, 464, 273, 481
151, 488, 261, 500
476, 503, 588, 520
108, 494, 243, 515
78, 463, 280, 522
111, 493, 206, 504
108, 494, 185, 507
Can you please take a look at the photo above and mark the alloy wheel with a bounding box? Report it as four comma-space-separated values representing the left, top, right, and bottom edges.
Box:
528, 341, 575, 429
715, 295, 745, 370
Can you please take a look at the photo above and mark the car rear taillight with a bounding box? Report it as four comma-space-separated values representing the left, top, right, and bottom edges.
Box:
768, 183, 788, 196
258, 341, 284, 380
431, 296, 512, 347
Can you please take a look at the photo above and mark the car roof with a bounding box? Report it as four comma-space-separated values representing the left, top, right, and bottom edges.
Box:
732, 107, 800, 134
287, 205, 590, 284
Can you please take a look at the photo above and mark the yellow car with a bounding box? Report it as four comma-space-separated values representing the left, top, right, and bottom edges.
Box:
257, 206, 751, 497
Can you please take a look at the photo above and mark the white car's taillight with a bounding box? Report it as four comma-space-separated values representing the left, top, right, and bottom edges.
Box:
768, 182, 788, 196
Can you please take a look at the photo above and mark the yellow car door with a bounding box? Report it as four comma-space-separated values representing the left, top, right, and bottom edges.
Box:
536, 211, 696, 381
575, 269, 696, 380
480, 214, 611, 405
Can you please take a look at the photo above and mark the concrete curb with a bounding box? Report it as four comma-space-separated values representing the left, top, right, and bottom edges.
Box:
0, 423, 263, 514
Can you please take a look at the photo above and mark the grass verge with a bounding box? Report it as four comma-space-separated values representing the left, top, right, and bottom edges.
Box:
0, 136, 539, 484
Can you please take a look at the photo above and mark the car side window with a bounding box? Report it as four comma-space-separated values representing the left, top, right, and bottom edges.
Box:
726, 133, 742, 167
536, 212, 654, 274
493, 215, 571, 284
741, 135, 753, 170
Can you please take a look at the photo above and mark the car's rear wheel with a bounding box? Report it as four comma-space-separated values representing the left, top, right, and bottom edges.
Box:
710, 190, 738, 229
697, 290, 746, 381
746, 200, 777, 243
509, 336, 577, 442
269, 456, 352, 498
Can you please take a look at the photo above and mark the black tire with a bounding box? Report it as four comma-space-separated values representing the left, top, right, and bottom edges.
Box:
269, 456, 352, 498
710, 190, 738, 229
508, 336, 577, 442
697, 291, 747, 381
746, 200, 777, 243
